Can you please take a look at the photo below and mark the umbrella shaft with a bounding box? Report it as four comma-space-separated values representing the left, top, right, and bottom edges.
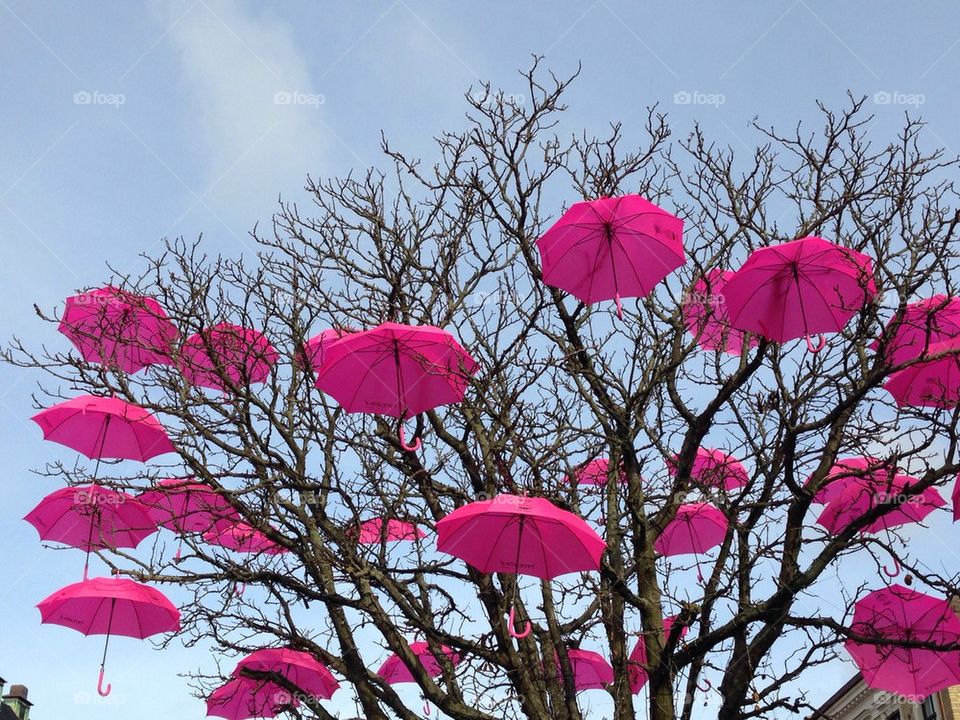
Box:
100, 598, 116, 668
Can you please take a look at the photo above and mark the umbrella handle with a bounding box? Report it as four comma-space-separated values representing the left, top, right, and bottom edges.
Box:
97, 666, 112, 697
805, 334, 826, 353
423, 698, 431, 716
398, 425, 422, 453
615, 293, 623, 321
697, 678, 712, 693
235, 583, 246, 597
174, 544, 182, 561
883, 558, 901, 577
507, 606, 531, 639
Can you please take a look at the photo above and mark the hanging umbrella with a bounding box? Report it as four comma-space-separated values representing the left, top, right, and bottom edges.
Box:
352, 518, 426, 544
203, 523, 288, 555
872, 294, 960, 365
629, 615, 688, 694
536, 195, 685, 319
233, 648, 339, 700
816, 474, 945, 535
655, 503, 727, 581
300, 327, 354, 371
376, 641, 461, 719
31, 395, 174, 462
25, 484, 158, 580
179, 323, 279, 392
314, 322, 478, 451
207, 677, 298, 720
883, 337, 960, 408
804, 456, 895, 505
58, 286, 179, 373
723, 237, 876, 353
845, 585, 960, 698
138, 478, 239, 534
37, 576, 180, 697
553, 648, 614, 691
436, 494, 605, 638
683, 270, 758, 355
570, 458, 626, 486
666, 448, 748, 491
952, 475, 960, 522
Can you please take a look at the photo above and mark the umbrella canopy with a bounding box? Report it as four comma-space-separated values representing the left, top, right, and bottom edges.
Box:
138, 478, 239, 534
301, 327, 354, 371
872, 294, 960, 365
536, 195, 685, 318
804, 456, 895, 505
207, 677, 298, 720
953, 475, 960, 522
436, 494, 605, 580
31, 395, 174, 462
816, 474, 945, 535
654, 503, 727, 557
352, 518, 425, 544
667, 448, 749, 491
883, 337, 960, 408
203, 523, 289, 555
629, 616, 688, 694
571, 458, 626, 486
554, 648, 614, 691
376, 641, 461, 685
845, 585, 960, 698
179, 323, 279, 391
683, 270, 758, 355
58, 286, 179, 373
233, 648, 339, 700
723, 237, 876, 351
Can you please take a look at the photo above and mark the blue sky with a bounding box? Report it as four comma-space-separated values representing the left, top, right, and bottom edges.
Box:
3, 1, 960, 718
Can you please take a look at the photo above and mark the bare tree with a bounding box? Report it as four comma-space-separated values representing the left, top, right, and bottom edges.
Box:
7, 59, 960, 720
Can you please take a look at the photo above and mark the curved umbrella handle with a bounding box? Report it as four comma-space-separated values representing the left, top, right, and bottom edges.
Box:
507, 606, 532, 639
614, 293, 623, 321
805, 334, 826, 354
398, 425, 422, 453
97, 666, 112, 697
883, 558, 901, 577
174, 544, 182, 561
423, 698, 431, 716
235, 583, 246, 597
697, 678, 712, 693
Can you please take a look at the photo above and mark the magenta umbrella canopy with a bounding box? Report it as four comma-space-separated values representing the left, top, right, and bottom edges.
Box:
629, 616, 688, 694
845, 585, 960, 698
353, 518, 425, 544
873, 295, 960, 365
58, 286, 179, 373
654, 503, 727, 557
138, 478, 239, 534
536, 195, 685, 317
816, 474, 945, 535
683, 270, 759, 355
883, 337, 960, 408
233, 648, 339, 700
723, 237, 876, 349
572, 458, 626, 486
554, 648, 614, 691
953, 475, 960, 522
203, 523, 289, 555
804, 456, 895, 505
207, 677, 298, 720
179, 323, 279, 391
666, 448, 748, 491
301, 327, 354, 371
436, 494, 605, 580
376, 641, 461, 685
31, 395, 175, 462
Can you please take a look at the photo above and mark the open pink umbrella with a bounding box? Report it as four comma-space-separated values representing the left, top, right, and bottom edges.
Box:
233, 648, 339, 699
314, 322, 478, 451
553, 648, 613, 691
537, 195, 685, 319
25, 484, 158, 580
352, 518, 425, 544
804, 456, 895, 505
32, 395, 175, 462
436, 494, 605, 638
629, 615, 688, 694
683, 270, 758, 355
845, 585, 960, 698
666, 448, 748, 491
883, 337, 960, 408
58, 286, 179, 373
953, 475, 960, 522
377, 641, 461, 718
37, 576, 180, 697
873, 295, 960, 365
207, 677, 298, 720
179, 323, 279, 392
139, 478, 240, 560
655, 503, 727, 581
203, 523, 288, 555
723, 237, 876, 353
817, 475, 944, 533
301, 327, 354, 371
571, 458, 625, 486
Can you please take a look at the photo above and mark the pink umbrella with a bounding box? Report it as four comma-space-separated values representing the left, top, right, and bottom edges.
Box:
139, 478, 239, 534
953, 475, 960, 522
314, 322, 478, 451
353, 518, 425, 544
436, 494, 605, 638
31, 395, 175, 462
25, 484, 158, 580
233, 648, 339, 700
629, 615, 688, 694
872, 295, 960, 365
203, 523, 288, 555
179, 323, 279, 392
571, 458, 625, 486
845, 585, 960, 698
883, 337, 960, 408
554, 648, 613, 691
207, 677, 298, 720
58, 286, 179, 373
655, 503, 727, 581
301, 327, 354, 371
683, 270, 758, 355
37, 576, 180, 697
666, 448, 749, 491
376, 641, 461, 684
537, 195, 685, 319
723, 237, 876, 353
804, 456, 895, 505
816, 474, 945, 535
